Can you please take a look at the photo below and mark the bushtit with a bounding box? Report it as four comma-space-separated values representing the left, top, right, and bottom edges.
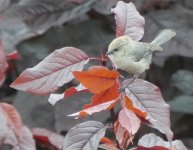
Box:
107, 29, 176, 78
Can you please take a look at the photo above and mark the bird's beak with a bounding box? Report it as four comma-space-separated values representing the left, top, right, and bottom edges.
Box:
106, 51, 113, 55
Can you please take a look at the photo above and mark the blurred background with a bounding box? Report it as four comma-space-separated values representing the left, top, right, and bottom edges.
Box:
0, 0, 193, 149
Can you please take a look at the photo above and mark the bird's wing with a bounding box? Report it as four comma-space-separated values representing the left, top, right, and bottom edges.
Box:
132, 41, 163, 61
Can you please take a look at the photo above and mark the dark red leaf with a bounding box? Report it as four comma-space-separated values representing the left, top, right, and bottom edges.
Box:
31, 128, 64, 150
0, 103, 23, 138
134, 146, 169, 150
111, 1, 145, 41
10, 47, 89, 95
114, 121, 133, 149
118, 108, 141, 135
6, 51, 19, 60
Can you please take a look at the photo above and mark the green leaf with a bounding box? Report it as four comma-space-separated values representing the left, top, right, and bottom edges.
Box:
171, 70, 193, 95
169, 95, 193, 114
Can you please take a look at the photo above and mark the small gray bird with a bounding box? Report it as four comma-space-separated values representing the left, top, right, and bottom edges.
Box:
107, 29, 176, 78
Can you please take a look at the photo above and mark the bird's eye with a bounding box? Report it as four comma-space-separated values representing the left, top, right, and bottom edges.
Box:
114, 49, 118, 52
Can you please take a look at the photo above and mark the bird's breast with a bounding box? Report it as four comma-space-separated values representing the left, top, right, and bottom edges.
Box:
111, 55, 146, 75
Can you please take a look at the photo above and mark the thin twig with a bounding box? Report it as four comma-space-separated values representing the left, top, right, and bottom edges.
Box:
89, 57, 102, 61
110, 108, 121, 150
100, 55, 121, 149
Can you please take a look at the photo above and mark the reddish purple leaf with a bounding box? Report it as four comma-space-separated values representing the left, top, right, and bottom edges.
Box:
138, 133, 188, 150
118, 108, 141, 135
67, 0, 85, 4
6, 51, 19, 60
18, 126, 36, 150
0, 42, 8, 86
31, 128, 64, 149
123, 79, 173, 141
94, 0, 118, 15
10, 47, 89, 95
111, 1, 145, 41
0, 107, 35, 150
0, 107, 21, 148
114, 121, 133, 149
0, 103, 23, 138
134, 146, 169, 150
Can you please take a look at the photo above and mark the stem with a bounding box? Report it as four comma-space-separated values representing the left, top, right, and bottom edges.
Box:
100, 55, 121, 149
89, 57, 102, 61
110, 108, 116, 123
110, 108, 121, 150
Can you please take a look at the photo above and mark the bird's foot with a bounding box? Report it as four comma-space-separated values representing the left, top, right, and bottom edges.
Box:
119, 76, 138, 93
118, 87, 125, 93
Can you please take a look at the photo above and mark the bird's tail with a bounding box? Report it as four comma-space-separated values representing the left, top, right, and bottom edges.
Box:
151, 29, 176, 46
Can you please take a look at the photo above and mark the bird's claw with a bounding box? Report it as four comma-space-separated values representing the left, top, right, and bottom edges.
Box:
118, 87, 126, 93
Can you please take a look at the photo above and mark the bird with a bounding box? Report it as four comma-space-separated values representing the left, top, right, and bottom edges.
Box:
106, 29, 176, 79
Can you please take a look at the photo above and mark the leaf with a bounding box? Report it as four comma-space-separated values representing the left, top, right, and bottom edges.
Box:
93, 0, 118, 15
68, 0, 85, 4
84, 81, 119, 108
0, 21, 38, 53
111, 1, 145, 41
133, 0, 171, 13
0, 105, 21, 147
0, 0, 10, 11
125, 97, 147, 119
168, 95, 193, 114
18, 126, 36, 150
99, 137, 119, 150
138, 133, 188, 150
123, 79, 173, 141
31, 128, 64, 149
2, 0, 97, 30
73, 66, 119, 94
100, 137, 115, 145
48, 93, 65, 106
114, 121, 133, 149
0, 103, 23, 138
171, 70, 193, 95
99, 143, 119, 150
63, 121, 107, 150
68, 99, 118, 118
0, 0, 97, 53
48, 84, 87, 105
118, 108, 141, 135
65, 84, 87, 97
6, 51, 19, 60
0, 106, 35, 150
10, 47, 89, 95
68, 76, 119, 118
0, 41, 8, 86
134, 146, 169, 150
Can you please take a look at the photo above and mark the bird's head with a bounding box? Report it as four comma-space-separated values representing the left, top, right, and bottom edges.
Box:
106, 35, 131, 57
